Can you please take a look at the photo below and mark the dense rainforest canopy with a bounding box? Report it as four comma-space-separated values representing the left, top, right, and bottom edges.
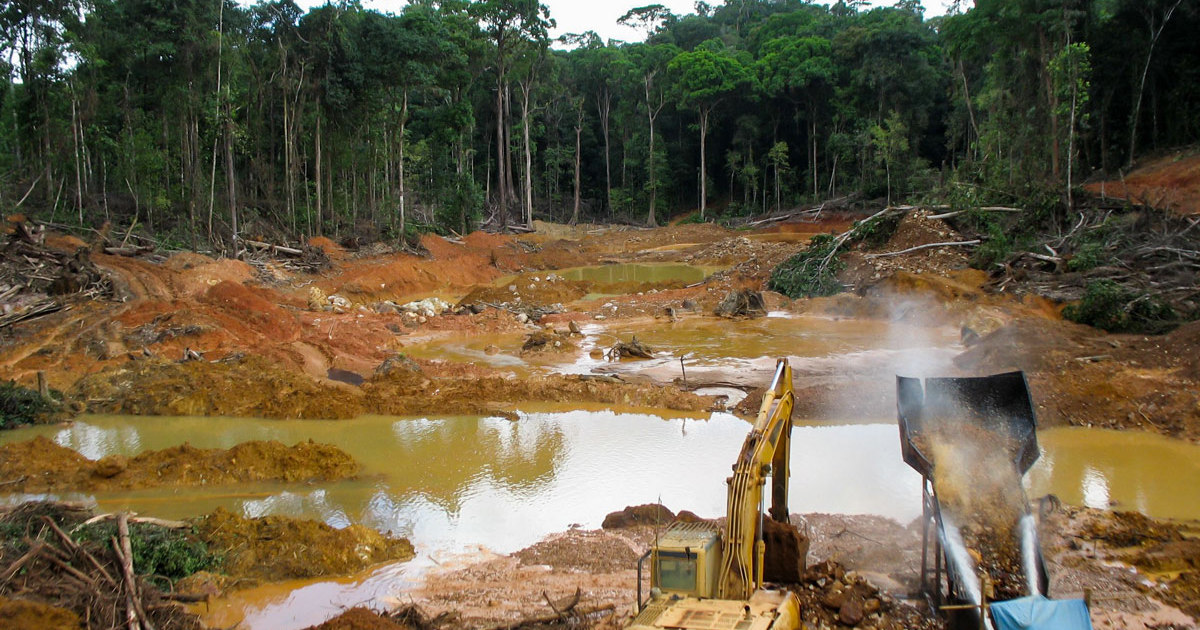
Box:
1, 0, 1198, 248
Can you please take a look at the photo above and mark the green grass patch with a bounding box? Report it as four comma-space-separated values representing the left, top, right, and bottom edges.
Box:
73, 521, 217, 581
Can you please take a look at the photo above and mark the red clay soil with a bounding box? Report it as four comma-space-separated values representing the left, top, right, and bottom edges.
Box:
1085, 148, 1200, 215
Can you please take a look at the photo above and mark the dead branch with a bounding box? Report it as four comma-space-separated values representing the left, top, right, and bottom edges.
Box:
115, 513, 154, 630
244, 239, 304, 256
1, 541, 45, 586
483, 603, 616, 630
82, 514, 189, 529
14, 174, 43, 208
926, 206, 1022, 220
0, 300, 64, 329
864, 240, 980, 259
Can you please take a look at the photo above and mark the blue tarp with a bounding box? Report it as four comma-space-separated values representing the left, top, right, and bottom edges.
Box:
991, 595, 1093, 630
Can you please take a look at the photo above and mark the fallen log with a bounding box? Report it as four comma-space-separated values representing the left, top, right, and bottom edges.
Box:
864, 240, 980, 259
927, 207, 1024, 220
244, 239, 304, 256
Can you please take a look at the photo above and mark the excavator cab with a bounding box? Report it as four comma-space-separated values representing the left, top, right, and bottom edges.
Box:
650, 522, 723, 598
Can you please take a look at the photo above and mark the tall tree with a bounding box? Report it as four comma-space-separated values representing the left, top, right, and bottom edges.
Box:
471, 0, 551, 229
669, 40, 753, 219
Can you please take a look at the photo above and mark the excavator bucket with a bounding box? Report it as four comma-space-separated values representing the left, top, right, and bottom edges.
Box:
762, 517, 808, 584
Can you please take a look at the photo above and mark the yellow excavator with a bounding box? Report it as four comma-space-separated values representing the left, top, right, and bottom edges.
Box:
627, 358, 805, 630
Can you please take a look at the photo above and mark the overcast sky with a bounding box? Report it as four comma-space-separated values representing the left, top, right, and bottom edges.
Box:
336, 1, 972, 43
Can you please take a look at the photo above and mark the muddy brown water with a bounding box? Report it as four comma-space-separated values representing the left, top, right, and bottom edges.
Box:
401, 313, 962, 379
3, 413, 1198, 629
554, 262, 723, 284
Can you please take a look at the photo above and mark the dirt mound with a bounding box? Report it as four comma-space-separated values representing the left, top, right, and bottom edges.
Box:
954, 317, 1200, 439
0, 596, 81, 630
195, 508, 414, 582
201, 280, 298, 342
841, 210, 971, 288
364, 371, 714, 417
308, 236, 346, 260
601, 504, 675, 529
303, 607, 407, 630
0, 436, 358, 492
68, 354, 714, 419
515, 529, 641, 574
71, 356, 364, 419
1086, 148, 1200, 215
163, 253, 255, 297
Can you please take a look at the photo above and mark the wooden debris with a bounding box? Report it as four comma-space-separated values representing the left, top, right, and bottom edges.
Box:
714, 289, 767, 319
607, 336, 654, 360
1, 502, 204, 630
864, 239, 980, 259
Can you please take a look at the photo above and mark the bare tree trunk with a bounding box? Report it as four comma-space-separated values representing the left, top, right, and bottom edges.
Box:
598, 90, 612, 213
698, 105, 709, 219
315, 102, 323, 235
71, 87, 83, 223
1038, 27, 1060, 180
224, 102, 237, 252
399, 89, 408, 233
572, 100, 583, 225
644, 71, 664, 227
1129, 0, 1182, 166
504, 83, 516, 226
810, 109, 818, 198
495, 77, 507, 228
207, 0, 224, 245
520, 81, 533, 229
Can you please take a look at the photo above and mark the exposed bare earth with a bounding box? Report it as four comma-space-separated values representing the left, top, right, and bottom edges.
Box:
2, 195, 1200, 629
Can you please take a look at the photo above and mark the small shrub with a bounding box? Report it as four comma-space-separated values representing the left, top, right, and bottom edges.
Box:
1063, 279, 1177, 334
0, 381, 58, 430
1067, 240, 1106, 272
970, 222, 1013, 269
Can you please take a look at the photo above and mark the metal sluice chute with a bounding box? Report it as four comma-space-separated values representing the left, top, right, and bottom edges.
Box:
896, 372, 1050, 629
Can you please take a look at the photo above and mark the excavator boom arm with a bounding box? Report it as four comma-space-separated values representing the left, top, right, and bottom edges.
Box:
718, 359, 795, 600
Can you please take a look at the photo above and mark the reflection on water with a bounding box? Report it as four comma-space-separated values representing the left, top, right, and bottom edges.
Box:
400, 313, 962, 379
2, 413, 928, 554
4, 417, 1198, 547
1026, 426, 1200, 519
5, 414, 1200, 630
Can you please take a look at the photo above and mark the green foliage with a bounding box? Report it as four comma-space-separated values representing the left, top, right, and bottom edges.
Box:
768, 210, 904, 298
0, 381, 59, 430
853, 211, 903, 248
1063, 280, 1178, 334
768, 234, 844, 298
2, 0, 1198, 237
73, 522, 216, 581
969, 221, 1012, 269
1067, 239, 1106, 272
